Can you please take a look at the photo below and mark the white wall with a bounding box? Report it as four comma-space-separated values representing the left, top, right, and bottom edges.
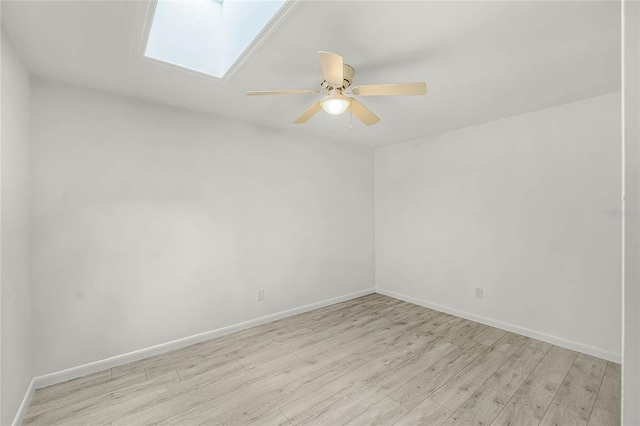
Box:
623, 0, 640, 422
1, 31, 32, 425
30, 79, 374, 376
376, 92, 622, 361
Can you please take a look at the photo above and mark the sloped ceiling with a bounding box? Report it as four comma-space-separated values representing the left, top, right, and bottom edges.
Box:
2, 0, 621, 146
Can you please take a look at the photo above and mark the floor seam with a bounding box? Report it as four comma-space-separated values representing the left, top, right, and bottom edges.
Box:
445, 343, 520, 417
279, 408, 294, 425
486, 342, 552, 425
424, 343, 493, 405
537, 352, 579, 423
348, 395, 366, 410
586, 361, 608, 425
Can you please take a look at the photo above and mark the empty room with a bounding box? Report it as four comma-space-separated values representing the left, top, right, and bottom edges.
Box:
1, 0, 639, 425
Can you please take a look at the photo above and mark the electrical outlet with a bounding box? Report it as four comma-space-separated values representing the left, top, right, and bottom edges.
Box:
475, 287, 484, 299
257, 289, 265, 301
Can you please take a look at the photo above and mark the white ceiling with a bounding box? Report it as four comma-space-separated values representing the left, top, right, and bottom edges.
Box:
2, 0, 621, 147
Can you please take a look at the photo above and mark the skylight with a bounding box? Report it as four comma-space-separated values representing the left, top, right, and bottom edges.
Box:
144, 0, 288, 79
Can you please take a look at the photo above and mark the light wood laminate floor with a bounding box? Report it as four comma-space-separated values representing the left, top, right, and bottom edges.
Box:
24, 294, 621, 425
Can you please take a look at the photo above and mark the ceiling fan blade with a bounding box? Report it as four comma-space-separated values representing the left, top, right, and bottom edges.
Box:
293, 102, 322, 124
247, 90, 318, 96
351, 82, 427, 96
349, 98, 380, 126
318, 51, 344, 86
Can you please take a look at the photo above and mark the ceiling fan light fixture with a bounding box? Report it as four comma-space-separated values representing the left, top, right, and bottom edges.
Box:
247, 51, 426, 126
321, 94, 350, 116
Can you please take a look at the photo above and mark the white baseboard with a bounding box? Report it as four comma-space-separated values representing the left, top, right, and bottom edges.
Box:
32, 288, 375, 389
375, 287, 621, 363
12, 378, 35, 426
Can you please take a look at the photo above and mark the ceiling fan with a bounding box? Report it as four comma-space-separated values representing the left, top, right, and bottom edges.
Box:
247, 51, 427, 126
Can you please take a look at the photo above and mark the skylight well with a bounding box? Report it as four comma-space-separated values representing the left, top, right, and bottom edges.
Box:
144, 0, 288, 79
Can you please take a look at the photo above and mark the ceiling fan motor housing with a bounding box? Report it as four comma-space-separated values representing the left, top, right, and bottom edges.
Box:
317, 64, 354, 90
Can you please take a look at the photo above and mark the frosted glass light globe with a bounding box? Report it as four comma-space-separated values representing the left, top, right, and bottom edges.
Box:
321, 95, 350, 116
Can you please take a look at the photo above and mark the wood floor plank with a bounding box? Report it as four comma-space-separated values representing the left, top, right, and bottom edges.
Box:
443, 321, 488, 346
286, 301, 358, 326
484, 338, 551, 396
297, 396, 364, 426
25, 295, 618, 426
324, 321, 412, 361
383, 304, 431, 324
532, 345, 578, 385
430, 342, 519, 411
203, 355, 368, 425
29, 369, 112, 405
567, 353, 608, 386
273, 327, 316, 342
539, 375, 599, 426
294, 317, 393, 361
158, 354, 335, 425
393, 307, 441, 327
240, 319, 314, 342
280, 347, 417, 424
491, 375, 560, 426
402, 333, 453, 356
473, 326, 508, 347
176, 358, 244, 381
238, 333, 316, 369
349, 325, 424, 363
388, 340, 489, 410
111, 354, 305, 426
24, 371, 181, 425
25, 371, 147, 419
350, 339, 457, 408
60, 372, 183, 426
604, 361, 621, 380
344, 397, 408, 426
308, 297, 401, 326
497, 332, 530, 348
308, 311, 382, 337
151, 355, 243, 381
393, 398, 451, 426
587, 375, 621, 426
377, 299, 418, 313
423, 315, 467, 337
247, 410, 293, 426
443, 385, 509, 426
